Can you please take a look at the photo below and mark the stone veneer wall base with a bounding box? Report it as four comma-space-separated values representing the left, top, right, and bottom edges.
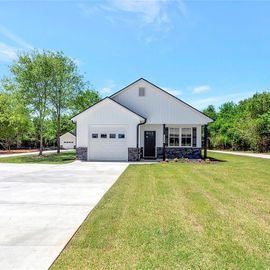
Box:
128, 148, 140, 161
77, 147, 201, 161
76, 147, 87, 160
156, 147, 201, 159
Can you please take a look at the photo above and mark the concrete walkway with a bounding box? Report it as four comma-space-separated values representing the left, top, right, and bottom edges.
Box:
209, 150, 270, 159
0, 149, 72, 158
0, 161, 128, 270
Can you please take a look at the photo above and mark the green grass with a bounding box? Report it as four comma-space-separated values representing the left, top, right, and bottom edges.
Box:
0, 151, 76, 164
51, 153, 270, 270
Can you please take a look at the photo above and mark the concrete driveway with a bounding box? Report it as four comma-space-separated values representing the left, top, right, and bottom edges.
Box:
0, 161, 128, 270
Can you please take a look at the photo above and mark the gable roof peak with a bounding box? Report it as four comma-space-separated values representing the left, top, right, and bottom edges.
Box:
110, 78, 213, 122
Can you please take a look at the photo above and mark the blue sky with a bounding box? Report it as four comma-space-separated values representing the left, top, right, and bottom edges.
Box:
0, 0, 270, 110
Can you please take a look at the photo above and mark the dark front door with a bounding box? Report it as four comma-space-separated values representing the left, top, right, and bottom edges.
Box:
144, 131, 156, 158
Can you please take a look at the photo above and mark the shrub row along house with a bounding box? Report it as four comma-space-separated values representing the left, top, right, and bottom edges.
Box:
72, 78, 213, 161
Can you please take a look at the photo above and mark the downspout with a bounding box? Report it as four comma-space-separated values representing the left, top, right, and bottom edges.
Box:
137, 119, 146, 149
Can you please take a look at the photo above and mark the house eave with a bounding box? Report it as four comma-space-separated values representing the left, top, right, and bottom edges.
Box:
71, 96, 146, 122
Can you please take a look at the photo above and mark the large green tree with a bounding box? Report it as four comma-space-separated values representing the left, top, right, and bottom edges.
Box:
204, 92, 270, 152
236, 92, 270, 152
9, 51, 55, 155
4, 50, 95, 154
0, 92, 31, 150
70, 89, 101, 115
203, 105, 217, 121
49, 52, 87, 153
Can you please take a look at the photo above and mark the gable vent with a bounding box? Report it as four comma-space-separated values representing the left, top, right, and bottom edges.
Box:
139, 87, 145, 96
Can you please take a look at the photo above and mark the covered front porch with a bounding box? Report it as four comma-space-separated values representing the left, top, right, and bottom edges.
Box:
129, 124, 208, 161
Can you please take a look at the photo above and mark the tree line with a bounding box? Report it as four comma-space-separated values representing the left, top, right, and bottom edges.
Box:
0, 50, 101, 154
203, 92, 270, 152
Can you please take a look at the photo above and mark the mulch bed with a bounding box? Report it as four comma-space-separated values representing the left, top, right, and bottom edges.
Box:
0, 149, 39, 155
160, 157, 221, 164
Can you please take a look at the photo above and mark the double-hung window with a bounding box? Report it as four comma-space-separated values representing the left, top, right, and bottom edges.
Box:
181, 128, 192, 147
169, 127, 197, 147
169, 128, 179, 146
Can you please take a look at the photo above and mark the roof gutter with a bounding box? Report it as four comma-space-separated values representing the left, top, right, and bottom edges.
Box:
137, 119, 146, 148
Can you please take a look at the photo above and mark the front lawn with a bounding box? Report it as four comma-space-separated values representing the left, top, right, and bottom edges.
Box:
0, 151, 76, 164
51, 153, 270, 269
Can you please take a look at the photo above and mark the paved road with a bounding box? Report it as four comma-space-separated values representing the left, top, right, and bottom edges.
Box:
0, 149, 72, 158
0, 161, 128, 270
209, 150, 270, 159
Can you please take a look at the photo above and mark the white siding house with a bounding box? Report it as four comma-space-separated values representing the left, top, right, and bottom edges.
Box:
72, 78, 213, 161
73, 98, 145, 161
60, 132, 76, 149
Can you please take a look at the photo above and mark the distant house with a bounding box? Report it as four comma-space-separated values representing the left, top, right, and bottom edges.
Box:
72, 78, 213, 161
60, 131, 76, 149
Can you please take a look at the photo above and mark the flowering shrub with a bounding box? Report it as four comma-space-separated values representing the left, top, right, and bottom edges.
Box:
160, 158, 217, 164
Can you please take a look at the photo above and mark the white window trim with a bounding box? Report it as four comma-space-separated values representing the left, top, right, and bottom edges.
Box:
168, 127, 180, 147
168, 127, 195, 148
181, 127, 192, 147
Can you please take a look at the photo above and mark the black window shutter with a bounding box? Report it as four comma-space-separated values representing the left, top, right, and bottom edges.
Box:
192, 127, 197, 147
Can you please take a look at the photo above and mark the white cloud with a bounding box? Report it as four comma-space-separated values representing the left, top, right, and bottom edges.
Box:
109, 0, 176, 24
0, 42, 18, 61
0, 25, 33, 49
108, 0, 187, 25
79, 0, 187, 26
109, 0, 160, 24
190, 92, 254, 110
193, 85, 211, 94
100, 80, 116, 96
162, 87, 182, 97
100, 87, 113, 95
0, 24, 33, 62
78, 0, 187, 44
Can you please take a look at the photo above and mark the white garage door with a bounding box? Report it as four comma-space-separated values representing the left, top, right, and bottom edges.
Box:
62, 142, 75, 149
89, 125, 128, 161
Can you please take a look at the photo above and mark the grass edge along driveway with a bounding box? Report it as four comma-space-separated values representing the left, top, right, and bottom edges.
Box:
51, 153, 270, 270
0, 151, 75, 164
